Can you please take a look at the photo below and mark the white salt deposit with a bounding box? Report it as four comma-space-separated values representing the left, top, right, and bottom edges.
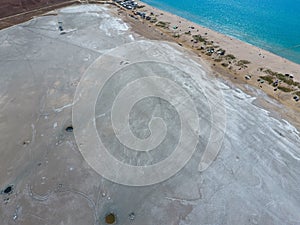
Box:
60, 4, 107, 13
99, 17, 129, 36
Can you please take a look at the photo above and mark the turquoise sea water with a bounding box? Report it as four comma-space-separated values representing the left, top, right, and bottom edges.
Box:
142, 0, 300, 64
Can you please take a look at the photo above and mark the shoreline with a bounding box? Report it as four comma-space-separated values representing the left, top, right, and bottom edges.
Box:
111, 1, 300, 128
1, 1, 300, 129
140, 0, 300, 66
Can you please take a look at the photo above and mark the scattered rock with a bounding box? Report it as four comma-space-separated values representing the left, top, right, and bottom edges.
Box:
293, 96, 299, 101
129, 212, 135, 220
2, 185, 14, 195
245, 75, 251, 80
65, 126, 73, 132
22, 140, 30, 146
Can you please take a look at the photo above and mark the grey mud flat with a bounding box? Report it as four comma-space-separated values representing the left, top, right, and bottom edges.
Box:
0, 4, 300, 225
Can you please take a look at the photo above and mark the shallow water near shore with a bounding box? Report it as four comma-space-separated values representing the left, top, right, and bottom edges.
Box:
142, 0, 300, 64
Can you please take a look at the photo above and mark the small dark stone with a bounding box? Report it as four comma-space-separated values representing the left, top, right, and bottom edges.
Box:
65, 126, 73, 132
3, 185, 13, 194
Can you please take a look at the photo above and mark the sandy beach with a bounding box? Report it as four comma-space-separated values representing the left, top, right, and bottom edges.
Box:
108, 0, 300, 128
